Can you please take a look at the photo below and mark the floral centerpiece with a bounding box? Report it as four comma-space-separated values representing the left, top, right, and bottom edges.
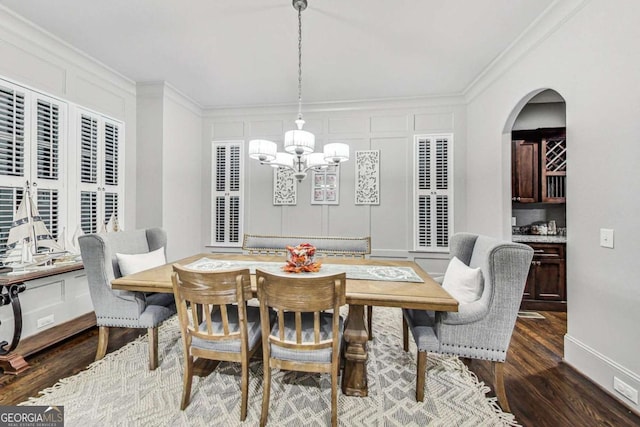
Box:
283, 243, 322, 273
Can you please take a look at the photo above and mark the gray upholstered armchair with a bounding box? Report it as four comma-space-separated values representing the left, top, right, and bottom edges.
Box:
402, 233, 533, 411
79, 228, 176, 370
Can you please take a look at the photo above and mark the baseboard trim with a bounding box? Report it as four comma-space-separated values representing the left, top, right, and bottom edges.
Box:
564, 334, 640, 415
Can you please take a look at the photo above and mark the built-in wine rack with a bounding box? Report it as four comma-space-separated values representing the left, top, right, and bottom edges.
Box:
542, 137, 566, 202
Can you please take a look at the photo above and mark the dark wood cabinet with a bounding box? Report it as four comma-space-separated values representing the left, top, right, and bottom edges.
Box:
521, 243, 566, 311
512, 128, 566, 204
512, 140, 539, 203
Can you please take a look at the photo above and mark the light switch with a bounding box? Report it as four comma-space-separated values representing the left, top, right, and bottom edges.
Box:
600, 228, 614, 248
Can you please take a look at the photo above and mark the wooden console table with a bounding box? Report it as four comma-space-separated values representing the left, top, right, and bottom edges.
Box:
0, 262, 95, 375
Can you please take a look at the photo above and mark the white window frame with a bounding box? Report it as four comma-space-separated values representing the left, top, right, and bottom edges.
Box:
211, 140, 244, 247
413, 134, 454, 252
0, 75, 125, 257
71, 107, 124, 235
0, 78, 68, 255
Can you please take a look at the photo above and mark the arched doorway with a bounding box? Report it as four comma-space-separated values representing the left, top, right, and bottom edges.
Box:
504, 89, 567, 314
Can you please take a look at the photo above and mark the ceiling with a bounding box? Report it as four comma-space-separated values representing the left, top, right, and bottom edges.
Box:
0, 0, 556, 109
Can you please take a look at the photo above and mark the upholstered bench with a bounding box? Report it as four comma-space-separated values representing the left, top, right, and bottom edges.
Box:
242, 234, 371, 258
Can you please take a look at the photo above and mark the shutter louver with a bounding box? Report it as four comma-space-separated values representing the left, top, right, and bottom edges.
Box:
0, 187, 21, 256
436, 195, 449, 248
216, 145, 226, 192
36, 99, 59, 180
104, 122, 119, 186
418, 139, 430, 190
104, 192, 118, 226
436, 138, 448, 190
80, 114, 98, 184
36, 189, 59, 241
215, 196, 225, 243
229, 145, 240, 192
0, 86, 25, 177
418, 195, 431, 248
229, 196, 240, 243
80, 191, 98, 234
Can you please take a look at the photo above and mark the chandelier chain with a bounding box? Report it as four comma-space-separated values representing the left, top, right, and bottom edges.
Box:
297, 4, 303, 120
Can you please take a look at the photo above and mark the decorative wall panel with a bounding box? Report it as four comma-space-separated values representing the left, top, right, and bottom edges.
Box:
273, 168, 297, 205
355, 150, 380, 205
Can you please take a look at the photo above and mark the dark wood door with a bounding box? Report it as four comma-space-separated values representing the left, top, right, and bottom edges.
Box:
522, 263, 535, 299
512, 140, 539, 203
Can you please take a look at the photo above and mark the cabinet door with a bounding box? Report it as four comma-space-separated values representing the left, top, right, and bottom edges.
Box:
522, 262, 535, 300
534, 260, 565, 301
512, 140, 539, 203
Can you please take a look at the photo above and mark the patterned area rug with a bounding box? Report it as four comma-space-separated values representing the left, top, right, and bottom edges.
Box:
21, 308, 518, 426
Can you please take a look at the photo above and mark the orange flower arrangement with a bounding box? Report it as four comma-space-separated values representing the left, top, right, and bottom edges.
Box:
283, 242, 322, 273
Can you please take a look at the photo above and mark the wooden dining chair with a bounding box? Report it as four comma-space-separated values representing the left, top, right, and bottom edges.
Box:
256, 269, 346, 427
171, 265, 266, 420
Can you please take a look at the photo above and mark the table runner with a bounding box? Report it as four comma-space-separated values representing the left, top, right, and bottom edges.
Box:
182, 258, 424, 283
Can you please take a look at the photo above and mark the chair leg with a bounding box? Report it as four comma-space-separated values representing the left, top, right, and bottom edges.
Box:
240, 359, 249, 421
95, 326, 109, 361
493, 361, 511, 412
180, 354, 193, 410
367, 305, 373, 341
402, 315, 409, 352
416, 351, 427, 402
148, 327, 159, 370
331, 361, 338, 427
260, 362, 271, 427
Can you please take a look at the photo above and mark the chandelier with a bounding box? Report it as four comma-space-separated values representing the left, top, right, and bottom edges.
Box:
248, 0, 349, 182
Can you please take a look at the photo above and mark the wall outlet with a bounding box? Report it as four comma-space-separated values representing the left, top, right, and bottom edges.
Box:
600, 228, 614, 248
613, 377, 639, 404
37, 314, 55, 329
511, 217, 517, 226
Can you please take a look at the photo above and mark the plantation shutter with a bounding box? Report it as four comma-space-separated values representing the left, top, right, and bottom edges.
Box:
80, 114, 98, 184
76, 110, 123, 234
0, 85, 26, 178
0, 187, 21, 256
80, 190, 98, 234
415, 134, 453, 251
211, 141, 243, 246
36, 99, 59, 180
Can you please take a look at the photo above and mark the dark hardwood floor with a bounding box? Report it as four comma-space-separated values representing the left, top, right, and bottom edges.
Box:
1, 312, 639, 426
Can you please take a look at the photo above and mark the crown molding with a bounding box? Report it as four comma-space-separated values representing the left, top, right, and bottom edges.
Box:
463, 0, 591, 103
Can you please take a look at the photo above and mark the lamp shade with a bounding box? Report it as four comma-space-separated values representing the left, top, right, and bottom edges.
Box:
324, 143, 349, 163
306, 152, 329, 169
284, 129, 315, 154
248, 139, 277, 161
270, 152, 295, 169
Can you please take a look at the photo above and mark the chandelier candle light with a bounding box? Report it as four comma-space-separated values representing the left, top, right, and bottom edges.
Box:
248, 0, 349, 182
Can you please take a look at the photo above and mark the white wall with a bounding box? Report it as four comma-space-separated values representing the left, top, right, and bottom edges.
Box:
465, 0, 640, 412
202, 97, 467, 275
136, 82, 203, 261
162, 85, 203, 261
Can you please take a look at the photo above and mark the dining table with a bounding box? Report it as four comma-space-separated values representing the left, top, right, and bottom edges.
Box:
111, 253, 458, 397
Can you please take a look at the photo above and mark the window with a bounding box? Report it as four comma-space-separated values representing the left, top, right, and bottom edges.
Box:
0, 77, 124, 256
414, 134, 453, 251
76, 110, 123, 234
0, 80, 66, 256
211, 141, 243, 246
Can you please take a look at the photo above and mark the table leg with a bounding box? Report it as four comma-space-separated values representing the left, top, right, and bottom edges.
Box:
0, 283, 29, 375
341, 304, 369, 396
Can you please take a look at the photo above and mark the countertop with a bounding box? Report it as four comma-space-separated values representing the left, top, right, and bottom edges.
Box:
512, 235, 567, 244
